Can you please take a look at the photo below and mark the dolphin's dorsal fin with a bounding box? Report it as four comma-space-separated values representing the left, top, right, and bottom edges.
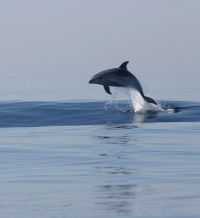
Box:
103, 85, 112, 95
119, 61, 129, 70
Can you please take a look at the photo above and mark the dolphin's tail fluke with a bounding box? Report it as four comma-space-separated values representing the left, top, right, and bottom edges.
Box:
143, 96, 157, 105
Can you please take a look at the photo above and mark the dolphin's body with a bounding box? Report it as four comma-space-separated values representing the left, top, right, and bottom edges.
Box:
89, 61, 157, 105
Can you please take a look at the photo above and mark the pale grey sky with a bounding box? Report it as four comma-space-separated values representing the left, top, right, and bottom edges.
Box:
0, 0, 199, 100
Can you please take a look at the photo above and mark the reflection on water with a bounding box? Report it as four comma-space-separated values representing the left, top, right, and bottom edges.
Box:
93, 127, 141, 216
95, 166, 135, 176
94, 124, 138, 146
96, 135, 132, 145
96, 184, 138, 215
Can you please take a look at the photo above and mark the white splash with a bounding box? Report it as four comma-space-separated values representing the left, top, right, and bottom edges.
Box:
105, 87, 166, 113
128, 88, 164, 113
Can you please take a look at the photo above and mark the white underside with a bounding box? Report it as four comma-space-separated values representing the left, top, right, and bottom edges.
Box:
128, 88, 163, 113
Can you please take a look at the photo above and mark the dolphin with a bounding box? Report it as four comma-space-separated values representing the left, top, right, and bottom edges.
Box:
89, 61, 157, 105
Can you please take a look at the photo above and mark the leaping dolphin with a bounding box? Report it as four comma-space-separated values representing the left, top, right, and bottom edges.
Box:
89, 61, 157, 105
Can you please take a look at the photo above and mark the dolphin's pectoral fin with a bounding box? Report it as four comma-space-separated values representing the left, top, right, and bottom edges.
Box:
144, 96, 157, 105
104, 85, 112, 95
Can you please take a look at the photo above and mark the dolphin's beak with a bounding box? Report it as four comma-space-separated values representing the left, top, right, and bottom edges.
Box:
89, 74, 103, 84
89, 77, 95, 84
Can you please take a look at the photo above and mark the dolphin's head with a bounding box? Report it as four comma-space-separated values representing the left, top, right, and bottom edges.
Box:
89, 68, 123, 87
89, 61, 130, 87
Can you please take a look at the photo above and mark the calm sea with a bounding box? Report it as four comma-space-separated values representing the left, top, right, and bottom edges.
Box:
0, 87, 200, 218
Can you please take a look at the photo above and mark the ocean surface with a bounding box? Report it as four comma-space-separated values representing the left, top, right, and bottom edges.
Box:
0, 97, 200, 218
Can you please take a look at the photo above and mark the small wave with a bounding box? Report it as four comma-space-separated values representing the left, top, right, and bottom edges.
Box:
0, 100, 199, 127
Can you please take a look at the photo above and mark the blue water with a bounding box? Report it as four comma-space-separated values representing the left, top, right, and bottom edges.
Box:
0, 100, 199, 127
0, 99, 200, 218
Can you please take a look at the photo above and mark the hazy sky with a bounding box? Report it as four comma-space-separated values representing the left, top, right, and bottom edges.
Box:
0, 0, 199, 100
